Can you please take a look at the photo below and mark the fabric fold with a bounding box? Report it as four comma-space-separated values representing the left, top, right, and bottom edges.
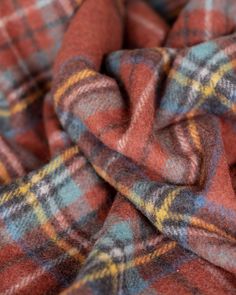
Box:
0, 0, 236, 294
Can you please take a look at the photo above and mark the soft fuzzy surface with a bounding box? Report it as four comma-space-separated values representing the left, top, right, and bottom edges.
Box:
0, 0, 236, 294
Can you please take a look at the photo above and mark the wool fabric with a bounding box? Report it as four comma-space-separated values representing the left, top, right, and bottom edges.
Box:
0, 0, 236, 294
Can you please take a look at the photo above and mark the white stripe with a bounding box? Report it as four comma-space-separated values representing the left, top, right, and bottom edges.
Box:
205, 0, 213, 40
110, 235, 164, 259
117, 73, 156, 152
63, 78, 115, 110
2, 156, 85, 219
48, 130, 69, 145
175, 43, 236, 107
7, 70, 51, 104
58, 0, 74, 15
175, 125, 198, 184
1, 253, 69, 295
0, 0, 55, 28
0, 137, 24, 176
129, 12, 164, 39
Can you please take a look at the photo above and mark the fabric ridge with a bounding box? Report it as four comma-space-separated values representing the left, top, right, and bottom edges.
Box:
0, 0, 236, 294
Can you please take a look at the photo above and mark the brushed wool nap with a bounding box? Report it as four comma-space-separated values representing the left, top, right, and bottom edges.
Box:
0, 0, 236, 294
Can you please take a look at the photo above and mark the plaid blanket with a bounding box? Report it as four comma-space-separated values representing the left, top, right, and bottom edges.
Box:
0, 0, 236, 294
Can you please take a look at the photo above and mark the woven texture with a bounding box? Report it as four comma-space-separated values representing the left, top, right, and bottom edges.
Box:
0, 0, 236, 294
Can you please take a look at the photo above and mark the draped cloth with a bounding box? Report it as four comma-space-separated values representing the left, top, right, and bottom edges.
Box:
0, 0, 236, 294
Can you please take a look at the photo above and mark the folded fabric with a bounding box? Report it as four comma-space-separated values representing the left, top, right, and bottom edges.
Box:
0, 0, 235, 294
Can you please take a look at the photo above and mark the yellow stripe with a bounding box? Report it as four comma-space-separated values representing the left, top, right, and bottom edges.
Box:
190, 216, 236, 243
93, 165, 149, 211
155, 188, 181, 230
193, 60, 236, 112
97, 252, 119, 290
155, 48, 172, 74
0, 109, 10, 117
62, 241, 176, 293
0, 83, 50, 117
169, 70, 210, 96
0, 161, 11, 184
92, 164, 181, 231
21, 188, 84, 262
0, 146, 79, 206
188, 119, 202, 152
161, 212, 236, 243
170, 59, 236, 112
187, 118, 206, 185
54, 69, 96, 106
210, 60, 236, 89
92, 164, 236, 243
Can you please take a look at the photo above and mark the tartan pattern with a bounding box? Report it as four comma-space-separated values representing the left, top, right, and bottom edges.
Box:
0, 0, 82, 171
0, 0, 236, 294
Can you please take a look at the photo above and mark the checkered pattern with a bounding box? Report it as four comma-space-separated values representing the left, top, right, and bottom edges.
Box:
0, 0, 236, 294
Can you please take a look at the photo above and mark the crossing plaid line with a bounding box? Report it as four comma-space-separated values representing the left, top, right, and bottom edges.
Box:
0, 0, 236, 294
62, 241, 177, 294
